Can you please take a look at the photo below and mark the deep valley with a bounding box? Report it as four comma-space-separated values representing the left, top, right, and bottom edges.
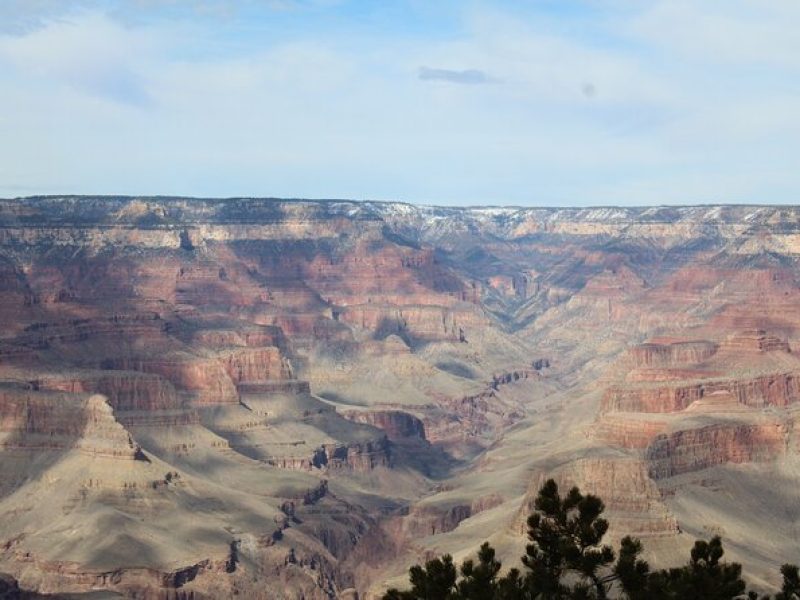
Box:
2, 197, 800, 598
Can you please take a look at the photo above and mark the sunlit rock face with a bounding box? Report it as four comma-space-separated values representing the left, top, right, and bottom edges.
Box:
4, 197, 800, 597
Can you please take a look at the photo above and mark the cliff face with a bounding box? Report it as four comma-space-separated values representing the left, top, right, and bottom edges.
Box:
628, 341, 719, 368
266, 438, 392, 473
603, 372, 800, 413
0, 386, 144, 460
341, 410, 426, 441
515, 458, 680, 539
645, 420, 789, 479
5, 197, 800, 598
33, 371, 180, 411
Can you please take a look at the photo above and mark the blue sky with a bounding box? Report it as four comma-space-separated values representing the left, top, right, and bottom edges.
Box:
1, 0, 799, 206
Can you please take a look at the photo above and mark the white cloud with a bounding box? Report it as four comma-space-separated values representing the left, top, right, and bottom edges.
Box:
631, 1, 800, 70
0, 2, 798, 205
0, 12, 159, 105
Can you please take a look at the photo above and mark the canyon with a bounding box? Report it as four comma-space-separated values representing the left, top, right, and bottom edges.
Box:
2, 197, 800, 597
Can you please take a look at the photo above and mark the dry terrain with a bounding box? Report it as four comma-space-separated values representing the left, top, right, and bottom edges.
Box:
1, 197, 800, 597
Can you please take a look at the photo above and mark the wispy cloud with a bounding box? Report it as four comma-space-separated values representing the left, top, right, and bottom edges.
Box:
0, 12, 155, 106
418, 66, 494, 85
0, 0, 90, 33
0, 1, 798, 205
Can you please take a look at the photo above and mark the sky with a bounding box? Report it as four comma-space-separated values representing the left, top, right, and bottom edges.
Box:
0, 0, 799, 206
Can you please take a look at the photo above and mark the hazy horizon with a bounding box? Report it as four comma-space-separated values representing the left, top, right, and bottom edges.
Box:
2, 193, 798, 211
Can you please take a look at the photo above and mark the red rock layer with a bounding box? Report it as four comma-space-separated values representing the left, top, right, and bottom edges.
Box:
400, 504, 473, 537
341, 410, 426, 441
602, 372, 800, 413
107, 356, 240, 405
237, 380, 310, 395
592, 415, 669, 449
32, 371, 180, 412
720, 329, 791, 353
0, 385, 88, 443
190, 326, 285, 349
426, 388, 522, 445
645, 420, 788, 479
0, 386, 143, 459
0, 315, 169, 365
627, 340, 719, 368
266, 439, 391, 473
336, 304, 486, 342
219, 347, 293, 384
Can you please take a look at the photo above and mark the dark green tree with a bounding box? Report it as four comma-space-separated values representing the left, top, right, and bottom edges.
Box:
495, 567, 525, 600
456, 542, 503, 600
613, 536, 653, 600
657, 536, 746, 600
382, 554, 458, 600
383, 480, 793, 600
613, 534, 755, 600
775, 564, 800, 600
521, 479, 616, 599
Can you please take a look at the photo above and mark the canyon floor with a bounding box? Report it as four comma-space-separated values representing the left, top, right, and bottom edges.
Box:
2, 197, 800, 598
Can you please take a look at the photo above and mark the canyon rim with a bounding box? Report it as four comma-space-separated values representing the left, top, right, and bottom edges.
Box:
2, 198, 800, 597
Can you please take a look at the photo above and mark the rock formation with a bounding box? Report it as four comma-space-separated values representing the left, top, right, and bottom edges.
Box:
4, 197, 800, 597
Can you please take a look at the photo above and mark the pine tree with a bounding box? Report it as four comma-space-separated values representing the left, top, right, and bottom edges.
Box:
613, 536, 653, 600
456, 543, 503, 600
521, 479, 616, 599
658, 536, 746, 600
495, 567, 525, 600
775, 564, 800, 600
383, 480, 794, 600
383, 554, 458, 600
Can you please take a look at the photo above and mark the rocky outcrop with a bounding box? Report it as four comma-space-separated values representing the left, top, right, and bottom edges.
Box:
645, 420, 788, 479
340, 410, 425, 441
592, 414, 669, 449
75, 394, 148, 460
0, 314, 168, 361
106, 356, 239, 405
486, 273, 537, 300
219, 347, 293, 384
627, 340, 719, 368
2, 554, 228, 598
0, 386, 144, 460
491, 369, 538, 389
721, 329, 791, 353
237, 380, 311, 395
10, 197, 800, 597
401, 504, 472, 537
325, 439, 392, 472
398, 491, 506, 538
599, 331, 799, 485
602, 372, 800, 413
516, 458, 679, 538
337, 305, 484, 343
267, 439, 391, 473
0, 384, 88, 445
32, 371, 180, 412
427, 387, 523, 445
191, 326, 286, 350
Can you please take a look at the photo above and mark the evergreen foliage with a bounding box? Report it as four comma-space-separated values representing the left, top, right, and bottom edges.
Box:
383, 478, 797, 600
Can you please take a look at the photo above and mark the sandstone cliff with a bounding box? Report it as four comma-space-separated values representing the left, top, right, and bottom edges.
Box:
4, 197, 800, 598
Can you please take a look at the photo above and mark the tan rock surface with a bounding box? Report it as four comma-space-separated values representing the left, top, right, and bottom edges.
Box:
4, 198, 800, 597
